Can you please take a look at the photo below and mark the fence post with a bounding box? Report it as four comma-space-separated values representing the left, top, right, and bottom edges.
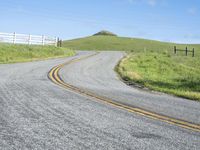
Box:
57, 38, 59, 47
13, 32, 16, 44
28, 34, 31, 45
60, 40, 62, 47
174, 46, 176, 54
42, 35, 45, 46
58, 38, 60, 47
186, 47, 188, 56
192, 48, 194, 57
55, 37, 57, 47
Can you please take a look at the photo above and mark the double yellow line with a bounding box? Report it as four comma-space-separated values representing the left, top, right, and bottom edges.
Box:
48, 53, 200, 132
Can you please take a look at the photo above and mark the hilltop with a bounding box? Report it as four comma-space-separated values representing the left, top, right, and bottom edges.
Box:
93, 30, 117, 36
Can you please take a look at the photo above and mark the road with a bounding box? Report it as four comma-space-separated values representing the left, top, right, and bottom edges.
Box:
60, 51, 200, 125
0, 51, 200, 150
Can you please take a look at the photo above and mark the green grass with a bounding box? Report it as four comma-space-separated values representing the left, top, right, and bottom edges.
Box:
63, 35, 200, 101
63, 35, 200, 52
117, 51, 200, 101
0, 43, 75, 64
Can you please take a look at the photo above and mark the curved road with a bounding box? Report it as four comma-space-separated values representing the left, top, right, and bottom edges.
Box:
0, 51, 200, 149
60, 51, 200, 125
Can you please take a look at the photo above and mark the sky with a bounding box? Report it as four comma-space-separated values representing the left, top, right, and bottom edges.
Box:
0, 0, 199, 43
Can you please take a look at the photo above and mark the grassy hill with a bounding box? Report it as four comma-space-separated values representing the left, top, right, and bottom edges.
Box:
0, 43, 75, 64
63, 35, 200, 53
63, 35, 200, 101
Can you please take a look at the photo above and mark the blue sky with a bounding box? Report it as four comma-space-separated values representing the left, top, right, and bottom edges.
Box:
0, 0, 199, 43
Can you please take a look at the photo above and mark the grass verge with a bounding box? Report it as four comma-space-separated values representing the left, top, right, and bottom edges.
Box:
116, 52, 200, 101
0, 43, 75, 64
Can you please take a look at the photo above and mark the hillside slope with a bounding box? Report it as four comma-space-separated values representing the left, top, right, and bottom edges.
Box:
63, 35, 200, 53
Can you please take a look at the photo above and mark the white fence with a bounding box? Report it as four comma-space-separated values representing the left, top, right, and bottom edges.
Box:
0, 32, 57, 46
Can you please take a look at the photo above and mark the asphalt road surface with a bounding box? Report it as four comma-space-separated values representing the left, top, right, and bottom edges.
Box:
60, 51, 200, 125
0, 51, 200, 150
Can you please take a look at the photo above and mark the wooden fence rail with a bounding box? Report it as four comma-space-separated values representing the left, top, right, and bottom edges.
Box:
0, 32, 57, 46
174, 46, 195, 57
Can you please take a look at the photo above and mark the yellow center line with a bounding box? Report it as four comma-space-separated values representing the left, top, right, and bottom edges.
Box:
48, 53, 200, 132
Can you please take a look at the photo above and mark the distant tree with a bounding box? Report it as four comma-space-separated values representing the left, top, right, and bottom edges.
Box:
93, 30, 117, 36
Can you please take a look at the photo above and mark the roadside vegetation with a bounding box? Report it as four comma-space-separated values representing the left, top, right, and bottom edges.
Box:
63, 34, 200, 101
0, 43, 75, 64
117, 51, 200, 101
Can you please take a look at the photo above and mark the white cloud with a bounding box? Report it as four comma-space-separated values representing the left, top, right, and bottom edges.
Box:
184, 33, 200, 39
127, 0, 139, 4
147, 0, 157, 7
127, 0, 157, 7
187, 7, 197, 15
